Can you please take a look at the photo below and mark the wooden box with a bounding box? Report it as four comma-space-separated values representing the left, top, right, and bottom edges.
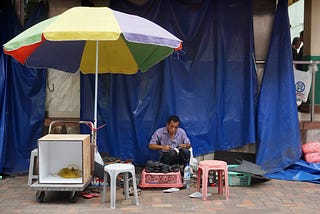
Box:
38, 134, 91, 184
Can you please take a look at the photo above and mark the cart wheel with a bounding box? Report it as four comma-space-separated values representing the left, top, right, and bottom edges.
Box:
69, 191, 78, 203
36, 191, 45, 202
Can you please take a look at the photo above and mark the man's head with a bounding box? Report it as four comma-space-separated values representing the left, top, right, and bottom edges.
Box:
166, 115, 180, 136
292, 37, 301, 49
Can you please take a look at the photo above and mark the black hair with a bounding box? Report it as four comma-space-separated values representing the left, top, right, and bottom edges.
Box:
167, 115, 180, 123
300, 30, 304, 38
292, 37, 300, 46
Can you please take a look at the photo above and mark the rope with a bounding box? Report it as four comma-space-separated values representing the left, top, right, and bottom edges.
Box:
84, 122, 107, 132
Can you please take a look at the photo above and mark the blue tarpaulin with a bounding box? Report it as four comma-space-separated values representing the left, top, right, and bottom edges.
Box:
265, 160, 320, 184
81, 0, 257, 165
256, 0, 302, 173
1, 0, 318, 183
0, 3, 47, 174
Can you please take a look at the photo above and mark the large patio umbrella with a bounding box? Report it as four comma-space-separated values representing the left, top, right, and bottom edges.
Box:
3, 7, 182, 149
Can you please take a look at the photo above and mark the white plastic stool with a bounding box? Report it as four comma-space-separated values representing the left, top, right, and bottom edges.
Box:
27, 148, 38, 186
101, 163, 139, 209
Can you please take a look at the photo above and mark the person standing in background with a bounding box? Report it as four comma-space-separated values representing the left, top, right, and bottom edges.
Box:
297, 30, 304, 71
292, 37, 301, 68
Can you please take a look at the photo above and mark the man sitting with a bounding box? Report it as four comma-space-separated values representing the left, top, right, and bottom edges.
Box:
149, 115, 191, 168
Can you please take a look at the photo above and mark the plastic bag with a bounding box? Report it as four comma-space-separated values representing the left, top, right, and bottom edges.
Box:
189, 148, 198, 173
304, 152, 320, 163
302, 142, 320, 154
294, 66, 312, 103
58, 164, 82, 178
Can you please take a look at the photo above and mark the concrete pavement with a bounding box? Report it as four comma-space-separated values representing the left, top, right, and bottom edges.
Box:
0, 173, 320, 214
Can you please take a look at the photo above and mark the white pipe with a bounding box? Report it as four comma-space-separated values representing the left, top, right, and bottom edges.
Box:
310, 63, 318, 121
293, 60, 320, 65
255, 60, 320, 65
93, 40, 99, 151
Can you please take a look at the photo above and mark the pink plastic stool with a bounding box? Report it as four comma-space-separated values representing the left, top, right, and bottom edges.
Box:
197, 160, 229, 200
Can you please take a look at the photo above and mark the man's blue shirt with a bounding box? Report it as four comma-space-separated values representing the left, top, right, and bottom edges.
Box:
149, 127, 191, 151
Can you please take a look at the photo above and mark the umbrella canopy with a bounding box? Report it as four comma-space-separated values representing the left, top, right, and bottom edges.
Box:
3, 6, 182, 74
3, 6, 182, 147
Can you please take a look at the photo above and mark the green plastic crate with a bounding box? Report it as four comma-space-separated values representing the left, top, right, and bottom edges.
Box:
228, 165, 252, 186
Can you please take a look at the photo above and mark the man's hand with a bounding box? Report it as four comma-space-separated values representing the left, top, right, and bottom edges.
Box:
162, 145, 171, 151
179, 143, 190, 149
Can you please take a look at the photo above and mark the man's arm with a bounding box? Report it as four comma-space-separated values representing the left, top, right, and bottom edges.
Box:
149, 143, 171, 151
149, 130, 171, 151
178, 128, 191, 149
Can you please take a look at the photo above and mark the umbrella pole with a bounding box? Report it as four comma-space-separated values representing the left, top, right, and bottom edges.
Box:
93, 40, 99, 152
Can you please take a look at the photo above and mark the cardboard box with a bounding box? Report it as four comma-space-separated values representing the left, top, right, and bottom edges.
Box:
38, 134, 91, 184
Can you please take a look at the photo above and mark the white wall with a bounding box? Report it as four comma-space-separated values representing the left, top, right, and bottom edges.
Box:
45, 0, 108, 118
289, 0, 304, 41
46, 69, 80, 118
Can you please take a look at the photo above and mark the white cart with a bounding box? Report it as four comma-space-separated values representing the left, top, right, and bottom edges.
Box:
28, 121, 94, 203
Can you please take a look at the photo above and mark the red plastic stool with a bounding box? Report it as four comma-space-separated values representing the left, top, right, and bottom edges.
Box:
197, 160, 229, 200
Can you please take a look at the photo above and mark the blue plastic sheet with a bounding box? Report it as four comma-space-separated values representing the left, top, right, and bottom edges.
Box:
0, 3, 47, 174
256, 0, 302, 173
265, 159, 320, 184
1, 0, 316, 182
81, 0, 257, 165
